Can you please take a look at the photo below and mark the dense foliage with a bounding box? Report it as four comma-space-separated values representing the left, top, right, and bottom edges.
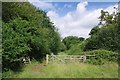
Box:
2, 2, 63, 71
66, 41, 86, 55
84, 9, 120, 53
62, 36, 85, 50
85, 49, 118, 65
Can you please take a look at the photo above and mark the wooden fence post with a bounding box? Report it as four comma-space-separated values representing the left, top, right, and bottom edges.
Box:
46, 54, 49, 65
83, 54, 86, 63
28, 58, 31, 64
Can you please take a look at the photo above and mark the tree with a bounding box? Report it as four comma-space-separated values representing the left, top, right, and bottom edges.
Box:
2, 2, 62, 71
84, 9, 120, 52
62, 36, 84, 49
89, 26, 100, 36
2, 18, 30, 70
79, 37, 85, 41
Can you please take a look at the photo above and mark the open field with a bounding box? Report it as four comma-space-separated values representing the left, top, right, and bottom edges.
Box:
3, 62, 118, 78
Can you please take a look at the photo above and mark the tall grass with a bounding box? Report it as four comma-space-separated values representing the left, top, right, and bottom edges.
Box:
4, 62, 118, 78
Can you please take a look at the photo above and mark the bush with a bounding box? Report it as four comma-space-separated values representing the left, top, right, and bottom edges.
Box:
85, 49, 118, 65
2, 2, 62, 71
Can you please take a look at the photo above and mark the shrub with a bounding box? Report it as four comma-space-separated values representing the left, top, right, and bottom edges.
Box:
2, 2, 62, 71
85, 49, 118, 65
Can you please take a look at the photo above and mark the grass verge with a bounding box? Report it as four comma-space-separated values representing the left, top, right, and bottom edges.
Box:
3, 62, 118, 78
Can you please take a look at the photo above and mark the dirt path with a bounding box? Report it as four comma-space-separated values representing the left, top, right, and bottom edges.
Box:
31, 63, 46, 72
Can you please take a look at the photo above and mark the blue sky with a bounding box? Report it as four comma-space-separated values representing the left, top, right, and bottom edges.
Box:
29, 0, 118, 38
50, 2, 117, 16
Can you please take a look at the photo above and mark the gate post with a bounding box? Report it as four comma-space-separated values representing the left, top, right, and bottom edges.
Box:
46, 54, 49, 65
83, 54, 86, 63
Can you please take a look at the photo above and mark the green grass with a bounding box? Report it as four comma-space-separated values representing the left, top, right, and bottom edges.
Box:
3, 62, 118, 78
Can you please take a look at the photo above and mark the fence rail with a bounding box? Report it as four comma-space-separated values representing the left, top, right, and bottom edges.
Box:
46, 54, 95, 65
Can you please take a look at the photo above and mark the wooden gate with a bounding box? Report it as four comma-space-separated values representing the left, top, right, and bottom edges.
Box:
46, 53, 95, 65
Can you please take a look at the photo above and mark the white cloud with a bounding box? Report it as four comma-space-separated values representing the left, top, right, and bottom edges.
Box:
105, 4, 118, 14
47, 2, 117, 39
47, 11, 59, 20
76, 1, 88, 14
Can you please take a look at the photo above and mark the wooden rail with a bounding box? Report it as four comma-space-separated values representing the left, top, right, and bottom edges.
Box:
46, 54, 95, 65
